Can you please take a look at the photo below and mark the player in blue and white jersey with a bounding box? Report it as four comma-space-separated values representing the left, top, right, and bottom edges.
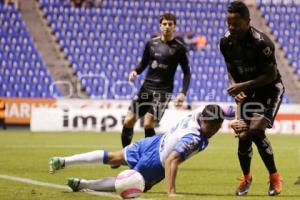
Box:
49, 104, 224, 196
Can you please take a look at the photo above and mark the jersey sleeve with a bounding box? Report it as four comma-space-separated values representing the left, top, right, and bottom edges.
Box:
219, 38, 228, 61
220, 38, 231, 69
219, 38, 225, 56
134, 41, 150, 74
220, 38, 235, 81
173, 133, 208, 161
257, 40, 276, 73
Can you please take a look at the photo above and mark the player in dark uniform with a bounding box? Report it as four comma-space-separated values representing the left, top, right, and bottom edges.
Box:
220, 1, 284, 196
121, 13, 191, 148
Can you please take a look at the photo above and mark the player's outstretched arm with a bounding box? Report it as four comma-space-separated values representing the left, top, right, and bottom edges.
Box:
165, 151, 182, 196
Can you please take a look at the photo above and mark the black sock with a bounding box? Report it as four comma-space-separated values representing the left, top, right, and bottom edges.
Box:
238, 136, 253, 175
121, 127, 133, 148
0, 119, 5, 130
144, 128, 155, 138
250, 129, 277, 174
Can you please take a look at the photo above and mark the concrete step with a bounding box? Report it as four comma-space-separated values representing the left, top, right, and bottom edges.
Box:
19, 0, 86, 98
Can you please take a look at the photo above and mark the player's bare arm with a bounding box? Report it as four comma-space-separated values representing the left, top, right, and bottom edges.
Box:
165, 151, 182, 196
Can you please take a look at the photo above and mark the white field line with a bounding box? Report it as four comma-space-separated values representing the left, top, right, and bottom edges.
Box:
0, 174, 151, 200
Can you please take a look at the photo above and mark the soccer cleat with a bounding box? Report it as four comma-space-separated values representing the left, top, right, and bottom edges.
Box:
235, 174, 252, 196
49, 157, 65, 173
67, 178, 81, 192
268, 172, 282, 196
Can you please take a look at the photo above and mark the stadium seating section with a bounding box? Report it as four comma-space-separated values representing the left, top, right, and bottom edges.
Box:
38, 0, 237, 102
257, 0, 300, 80
0, 0, 293, 103
0, 2, 61, 98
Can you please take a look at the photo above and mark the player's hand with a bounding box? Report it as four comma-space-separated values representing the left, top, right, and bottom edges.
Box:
234, 92, 247, 103
175, 93, 185, 108
230, 119, 249, 139
227, 83, 247, 97
128, 71, 137, 82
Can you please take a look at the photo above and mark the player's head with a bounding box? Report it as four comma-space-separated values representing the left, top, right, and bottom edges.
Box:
159, 13, 176, 38
199, 104, 224, 138
226, 1, 250, 39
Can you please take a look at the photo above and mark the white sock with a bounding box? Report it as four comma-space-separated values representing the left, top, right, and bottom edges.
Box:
63, 150, 108, 167
80, 177, 116, 192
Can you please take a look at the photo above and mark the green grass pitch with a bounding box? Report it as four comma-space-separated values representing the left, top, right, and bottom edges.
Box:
0, 131, 300, 200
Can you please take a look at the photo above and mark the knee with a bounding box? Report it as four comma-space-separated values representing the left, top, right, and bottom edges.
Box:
107, 151, 124, 165
250, 129, 273, 153
123, 115, 136, 127
143, 116, 156, 129
144, 124, 155, 129
249, 129, 267, 145
238, 148, 253, 158
143, 121, 155, 129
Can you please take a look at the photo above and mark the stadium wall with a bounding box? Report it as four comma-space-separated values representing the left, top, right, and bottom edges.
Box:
2, 98, 56, 124
27, 99, 300, 134
2, 98, 300, 134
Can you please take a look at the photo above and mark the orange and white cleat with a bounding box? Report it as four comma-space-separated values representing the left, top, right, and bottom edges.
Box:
235, 174, 252, 196
268, 172, 282, 196
236, 174, 252, 196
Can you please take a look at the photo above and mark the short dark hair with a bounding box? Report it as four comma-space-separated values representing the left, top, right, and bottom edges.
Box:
228, 1, 250, 19
201, 104, 225, 124
159, 13, 176, 25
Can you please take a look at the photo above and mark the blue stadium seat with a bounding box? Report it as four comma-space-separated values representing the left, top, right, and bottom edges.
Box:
257, 1, 298, 103
0, 4, 61, 98
31, 0, 293, 102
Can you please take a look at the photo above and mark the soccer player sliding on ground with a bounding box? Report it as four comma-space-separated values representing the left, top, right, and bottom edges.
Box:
49, 104, 224, 197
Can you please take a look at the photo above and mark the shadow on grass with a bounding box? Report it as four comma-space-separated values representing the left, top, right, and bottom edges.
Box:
148, 191, 300, 198
181, 167, 240, 172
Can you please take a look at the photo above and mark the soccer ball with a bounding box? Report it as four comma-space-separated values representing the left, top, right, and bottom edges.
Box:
115, 169, 145, 199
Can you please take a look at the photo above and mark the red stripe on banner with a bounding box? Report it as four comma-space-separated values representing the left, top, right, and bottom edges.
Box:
276, 114, 300, 120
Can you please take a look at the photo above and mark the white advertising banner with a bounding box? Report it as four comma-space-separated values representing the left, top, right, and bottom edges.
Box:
31, 105, 300, 134
31, 107, 191, 132
31, 108, 128, 132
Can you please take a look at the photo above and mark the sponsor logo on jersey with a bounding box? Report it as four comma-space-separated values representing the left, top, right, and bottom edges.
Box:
151, 60, 158, 69
262, 46, 272, 57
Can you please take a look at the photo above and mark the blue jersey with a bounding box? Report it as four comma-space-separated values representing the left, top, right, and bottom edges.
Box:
159, 110, 208, 165
124, 110, 208, 187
